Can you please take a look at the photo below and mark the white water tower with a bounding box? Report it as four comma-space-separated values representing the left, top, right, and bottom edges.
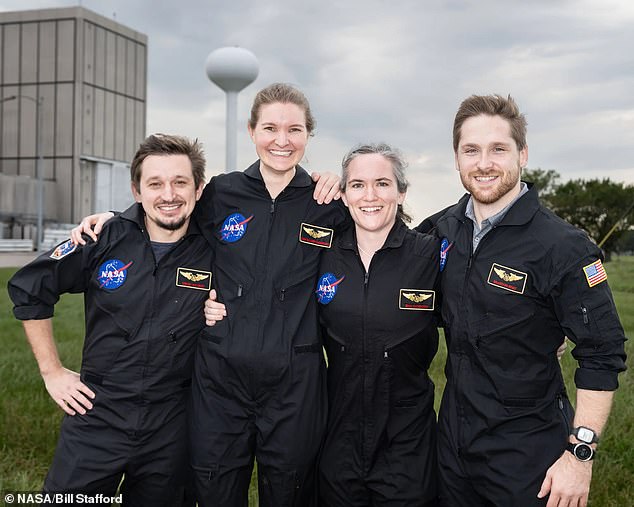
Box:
205, 47, 259, 172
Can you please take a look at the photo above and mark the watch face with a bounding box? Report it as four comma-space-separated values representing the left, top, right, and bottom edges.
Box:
574, 443, 593, 461
577, 427, 594, 443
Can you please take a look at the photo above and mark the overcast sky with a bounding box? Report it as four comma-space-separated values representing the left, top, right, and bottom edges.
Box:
2, 0, 633, 221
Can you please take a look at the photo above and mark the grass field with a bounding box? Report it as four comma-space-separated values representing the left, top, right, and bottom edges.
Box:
1, 257, 632, 505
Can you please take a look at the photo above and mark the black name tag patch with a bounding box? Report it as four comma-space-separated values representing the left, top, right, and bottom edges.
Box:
487, 263, 527, 294
176, 267, 212, 291
399, 289, 435, 311
299, 223, 333, 248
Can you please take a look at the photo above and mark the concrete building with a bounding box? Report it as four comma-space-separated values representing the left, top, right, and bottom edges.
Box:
0, 6, 147, 242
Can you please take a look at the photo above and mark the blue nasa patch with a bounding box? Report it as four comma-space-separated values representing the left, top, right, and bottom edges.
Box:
50, 239, 77, 260
315, 272, 345, 305
440, 238, 453, 272
220, 213, 254, 243
97, 259, 133, 290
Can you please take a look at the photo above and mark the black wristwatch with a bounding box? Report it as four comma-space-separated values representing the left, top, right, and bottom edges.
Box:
566, 442, 595, 461
571, 426, 599, 444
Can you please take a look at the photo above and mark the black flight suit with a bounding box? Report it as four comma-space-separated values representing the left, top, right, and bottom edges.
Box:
318, 220, 440, 507
190, 162, 349, 507
417, 185, 627, 507
8, 203, 213, 506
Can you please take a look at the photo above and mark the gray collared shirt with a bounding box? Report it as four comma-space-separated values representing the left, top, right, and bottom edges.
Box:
465, 182, 528, 251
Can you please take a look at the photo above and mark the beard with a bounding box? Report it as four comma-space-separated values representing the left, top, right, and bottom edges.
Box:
154, 216, 188, 231
460, 164, 521, 205
147, 200, 189, 231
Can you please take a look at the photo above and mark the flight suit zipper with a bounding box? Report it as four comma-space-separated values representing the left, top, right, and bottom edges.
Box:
456, 223, 497, 452
359, 249, 377, 474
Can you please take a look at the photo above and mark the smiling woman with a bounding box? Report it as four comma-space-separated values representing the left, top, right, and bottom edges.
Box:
189, 82, 350, 507
316, 142, 441, 506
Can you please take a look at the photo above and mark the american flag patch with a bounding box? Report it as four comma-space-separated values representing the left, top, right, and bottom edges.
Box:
583, 259, 607, 287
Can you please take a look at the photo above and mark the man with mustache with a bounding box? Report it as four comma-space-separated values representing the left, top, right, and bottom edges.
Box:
8, 134, 211, 505
417, 95, 627, 507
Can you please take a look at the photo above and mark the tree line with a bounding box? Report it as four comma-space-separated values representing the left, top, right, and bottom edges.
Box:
523, 169, 634, 260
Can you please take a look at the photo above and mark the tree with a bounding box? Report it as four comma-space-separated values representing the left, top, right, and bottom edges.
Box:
547, 179, 634, 260
522, 169, 634, 260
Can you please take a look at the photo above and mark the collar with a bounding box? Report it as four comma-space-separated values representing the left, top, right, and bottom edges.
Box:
120, 202, 203, 238
445, 181, 540, 227
339, 219, 409, 252
244, 160, 313, 188
465, 182, 529, 228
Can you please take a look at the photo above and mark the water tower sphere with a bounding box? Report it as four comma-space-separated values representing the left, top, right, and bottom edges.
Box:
205, 47, 259, 92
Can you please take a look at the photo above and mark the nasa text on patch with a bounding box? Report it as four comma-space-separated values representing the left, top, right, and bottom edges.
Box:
399, 289, 435, 311
582, 259, 607, 288
176, 267, 212, 291
50, 239, 77, 260
220, 213, 253, 243
316, 272, 345, 304
299, 223, 333, 248
487, 263, 527, 294
97, 259, 133, 290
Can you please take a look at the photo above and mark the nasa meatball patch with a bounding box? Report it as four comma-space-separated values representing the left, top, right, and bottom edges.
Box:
299, 223, 333, 248
220, 213, 253, 243
487, 263, 527, 294
176, 267, 212, 291
439, 238, 452, 272
97, 259, 133, 290
399, 289, 435, 311
316, 272, 345, 304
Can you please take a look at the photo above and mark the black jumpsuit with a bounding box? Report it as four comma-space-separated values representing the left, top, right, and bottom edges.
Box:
7, 203, 213, 505
190, 162, 348, 507
418, 185, 627, 507
317, 220, 440, 507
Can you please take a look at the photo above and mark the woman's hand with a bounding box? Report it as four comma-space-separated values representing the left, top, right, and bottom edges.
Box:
70, 212, 115, 245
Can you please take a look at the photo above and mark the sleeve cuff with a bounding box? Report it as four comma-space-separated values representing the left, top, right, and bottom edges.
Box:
13, 305, 54, 321
574, 368, 620, 391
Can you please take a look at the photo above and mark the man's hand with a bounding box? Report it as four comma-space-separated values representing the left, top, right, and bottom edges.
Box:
204, 289, 227, 326
70, 212, 115, 245
311, 171, 341, 204
538, 450, 592, 507
42, 367, 96, 416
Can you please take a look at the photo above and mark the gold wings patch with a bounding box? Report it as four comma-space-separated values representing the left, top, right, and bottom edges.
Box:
303, 226, 330, 239
181, 271, 209, 282
493, 267, 523, 282
402, 292, 433, 303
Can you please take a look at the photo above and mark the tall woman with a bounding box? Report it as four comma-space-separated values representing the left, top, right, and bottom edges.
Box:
316, 144, 440, 506
190, 83, 348, 507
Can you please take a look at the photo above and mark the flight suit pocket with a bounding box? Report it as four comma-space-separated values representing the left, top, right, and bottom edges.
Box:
472, 308, 553, 402
205, 263, 254, 343
274, 263, 317, 303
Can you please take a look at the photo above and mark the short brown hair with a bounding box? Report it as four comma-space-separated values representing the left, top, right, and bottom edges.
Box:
453, 94, 527, 152
130, 134, 206, 191
248, 83, 315, 135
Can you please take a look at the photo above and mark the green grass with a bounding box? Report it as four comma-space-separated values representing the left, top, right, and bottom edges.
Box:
1, 257, 633, 505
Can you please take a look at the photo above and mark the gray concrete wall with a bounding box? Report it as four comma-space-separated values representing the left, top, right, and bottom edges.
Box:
0, 7, 147, 227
